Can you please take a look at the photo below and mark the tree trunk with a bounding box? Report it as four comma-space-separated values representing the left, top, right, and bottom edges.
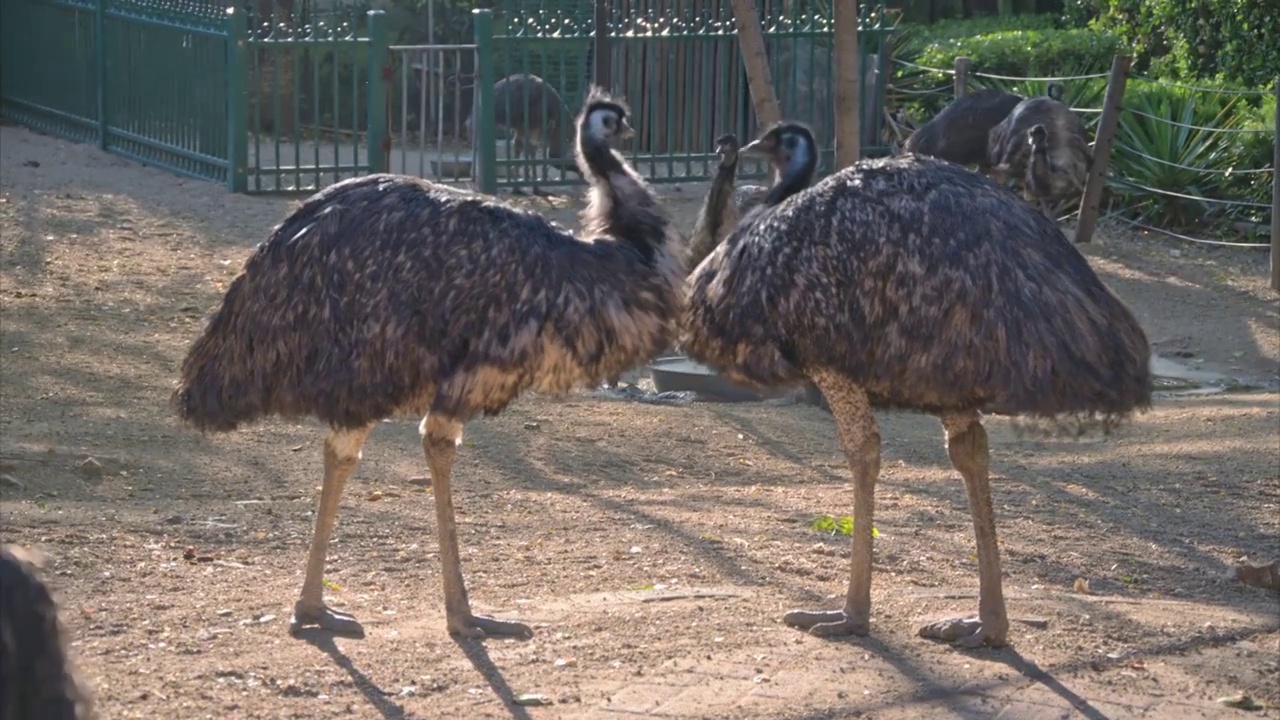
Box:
729, 0, 781, 129
834, 0, 860, 168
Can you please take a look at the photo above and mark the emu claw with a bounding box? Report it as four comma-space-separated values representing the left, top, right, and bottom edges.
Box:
448, 613, 533, 640
918, 616, 1008, 648
290, 601, 365, 638
782, 608, 870, 637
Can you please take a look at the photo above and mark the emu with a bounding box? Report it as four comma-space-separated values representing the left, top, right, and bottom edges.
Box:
464, 73, 582, 196
988, 96, 1092, 217
173, 88, 685, 640
682, 121, 1151, 648
900, 88, 1025, 170
1, 545, 95, 720
686, 133, 769, 274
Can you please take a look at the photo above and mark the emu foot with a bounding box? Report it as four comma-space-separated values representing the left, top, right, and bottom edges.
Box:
290, 601, 365, 638
448, 613, 533, 640
782, 608, 870, 637
918, 616, 1008, 648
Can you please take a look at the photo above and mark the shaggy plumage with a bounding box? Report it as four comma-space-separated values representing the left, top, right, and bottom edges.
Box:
902, 88, 1024, 169
0, 546, 94, 720
464, 73, 582, 195
988, 96, 1092, 215
174, 88, 684, 640
686, 133, 769, 274
682, 120, 1151, 649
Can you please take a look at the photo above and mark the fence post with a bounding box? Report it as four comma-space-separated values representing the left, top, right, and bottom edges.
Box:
1074, 54, 1130, 245
593, 0, 611, 89
473, 8, 497, 195
1270, 78, 1279, 293
365, 9, 389, 175
953, 56, 970, 98
225, 7, 248, 194
94, 0, 107, 150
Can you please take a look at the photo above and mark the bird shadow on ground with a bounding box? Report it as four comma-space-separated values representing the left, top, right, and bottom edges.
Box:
295, 630, 408, 719
450, 636, 536, 720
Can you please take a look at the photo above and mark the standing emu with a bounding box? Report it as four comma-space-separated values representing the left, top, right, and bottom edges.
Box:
173, 89, 685, 640
464, 73, 582, 196
686, 133, 769, 273
681, 121, 1151, 648
1, 545, 94, 720
901, 88, 1024, 170
988, 96, 1092, 217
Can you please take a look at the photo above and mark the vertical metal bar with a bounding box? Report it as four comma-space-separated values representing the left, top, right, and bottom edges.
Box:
225, 6, 248, 193
399, 48, 408, 176
417, 50, 427, 177
292, 44, 301, 190
473, 8, 497, 194
312, 44, 321, 187
1270, 77, 1279, 292
95, 0, 107, 149
366, 9, 388, 174
593, 0, 610, 90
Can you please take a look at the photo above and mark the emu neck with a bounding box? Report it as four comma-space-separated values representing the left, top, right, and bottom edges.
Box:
579, 136, 625, 180
764, 160, 814, 206
706, 162, 739, 231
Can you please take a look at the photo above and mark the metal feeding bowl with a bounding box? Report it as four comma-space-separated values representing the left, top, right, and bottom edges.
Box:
648, 356, 790, 403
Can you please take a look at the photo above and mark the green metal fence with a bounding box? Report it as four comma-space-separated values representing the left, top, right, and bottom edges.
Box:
1, 0, 232, 182
473, 1, 898, 192
0, 0, 388, 194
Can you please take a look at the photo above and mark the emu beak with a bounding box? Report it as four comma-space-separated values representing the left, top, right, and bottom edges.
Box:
618, 117, 635, 140
740, 138, 767, 156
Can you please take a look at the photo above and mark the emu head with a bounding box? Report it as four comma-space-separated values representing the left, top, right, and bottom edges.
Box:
714, 133, 740, 169
742, 122, 817, 180
1045, 82, 1065, 102
579, 89, 634, 146
1028, 124, 1049, 153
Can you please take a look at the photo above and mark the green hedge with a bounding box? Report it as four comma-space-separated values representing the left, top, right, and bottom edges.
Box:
915, 27, 1122, 79
1091, 0, 1280, 89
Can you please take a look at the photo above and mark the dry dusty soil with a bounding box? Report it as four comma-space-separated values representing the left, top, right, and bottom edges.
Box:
2, 123, 1278, 720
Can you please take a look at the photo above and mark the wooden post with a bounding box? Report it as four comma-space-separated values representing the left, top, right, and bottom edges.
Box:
1271, 78, 1279, 292
593, 0, 611, 90
953, 56, 970, 99
1074, 54, 1130, 245
729, 0, 782, 129
834, 0, 860, 168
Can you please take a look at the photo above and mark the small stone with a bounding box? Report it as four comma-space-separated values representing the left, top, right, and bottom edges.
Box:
523, 422, 540, 430
79, 457, 103, 478
513, 693, 553, 707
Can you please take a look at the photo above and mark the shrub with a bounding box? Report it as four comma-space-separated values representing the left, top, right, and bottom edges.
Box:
915, 28, 1123, 80
1092, 0, 1280, 89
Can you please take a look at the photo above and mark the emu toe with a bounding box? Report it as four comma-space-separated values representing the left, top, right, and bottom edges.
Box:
290, 601, 365, 638
782, 608, 870, 637
448, 613, 534, 640
917, 616, 1009, 648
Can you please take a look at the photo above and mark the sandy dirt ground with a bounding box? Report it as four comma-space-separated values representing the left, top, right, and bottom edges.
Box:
1, 123, 1278, 720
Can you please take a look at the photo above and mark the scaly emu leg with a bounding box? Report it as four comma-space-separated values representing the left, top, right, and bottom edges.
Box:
919, 411, 1010, 648
291, 425, 374, 636
784, 373, 880, 637
422, 413, 533, 639
510, 135, 529, 196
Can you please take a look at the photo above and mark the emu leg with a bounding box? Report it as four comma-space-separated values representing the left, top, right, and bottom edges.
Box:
422, 414, 533, 639
291, 426, 374, 636
919, 411, 1010, 648
509, 136, 528, 196
784, 375, 880, 637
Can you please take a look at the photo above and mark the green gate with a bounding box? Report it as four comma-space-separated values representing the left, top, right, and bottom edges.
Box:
0, 0, 389, 194
1, 0, 231, 183
470, 1, 897, 193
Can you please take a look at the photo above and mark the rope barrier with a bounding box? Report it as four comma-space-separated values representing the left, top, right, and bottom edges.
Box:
1111, 215, 1271, 248
1125, 109, 1275, 135
890, 84, 954, 96
972, 70, 1109, 82
1113, 142, 1274, 175
1130, 74, 1274, 97
890, 58, 955, 75
1108, 177, 1271, 209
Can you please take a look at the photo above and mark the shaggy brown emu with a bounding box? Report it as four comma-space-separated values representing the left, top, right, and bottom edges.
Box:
1, 545, 94, 720
901, 88, 1024, 170
463, 73, 582, 196
682, 121, 1151, 648
173, 89, 685, 640
686, 133, 769, 273
988, 96, 1092, 217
